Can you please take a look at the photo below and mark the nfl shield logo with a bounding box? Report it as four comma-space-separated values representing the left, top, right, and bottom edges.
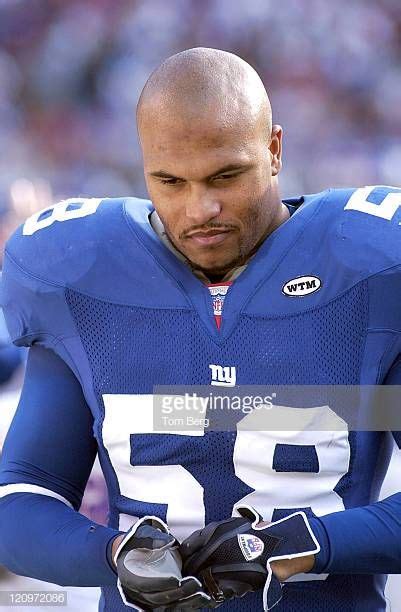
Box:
208, 283, 231, 316
238, 533, 265, 561
207, 282, 232, 329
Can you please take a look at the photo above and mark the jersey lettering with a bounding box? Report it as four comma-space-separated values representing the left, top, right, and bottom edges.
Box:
344, 186, 401, 220
23, 198, 102, 235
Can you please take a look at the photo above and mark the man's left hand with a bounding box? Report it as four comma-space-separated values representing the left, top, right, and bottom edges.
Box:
180, 506, 320, 610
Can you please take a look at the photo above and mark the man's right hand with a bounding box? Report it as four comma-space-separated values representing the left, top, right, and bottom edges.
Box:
113, 516, 215, 611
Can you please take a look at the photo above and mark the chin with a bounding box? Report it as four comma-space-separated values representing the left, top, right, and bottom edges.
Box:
182, 243, 243, 275
191, 256, 239, 276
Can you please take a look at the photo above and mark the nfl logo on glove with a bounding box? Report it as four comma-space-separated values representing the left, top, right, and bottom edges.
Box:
238, 534, 265, 561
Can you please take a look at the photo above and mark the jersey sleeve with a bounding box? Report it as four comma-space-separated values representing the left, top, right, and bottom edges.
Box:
0, 345, 120, 585
310, 353, 401, 574
0, 345, 96, 507
310, 493, 401, 575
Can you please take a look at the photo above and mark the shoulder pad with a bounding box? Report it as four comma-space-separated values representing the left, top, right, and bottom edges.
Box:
325, 186, 401, 270
0, 196, 155, 348
5, 196, 153, 289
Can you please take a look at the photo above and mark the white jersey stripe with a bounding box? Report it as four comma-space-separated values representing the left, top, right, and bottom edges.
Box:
0, 484, 74, 509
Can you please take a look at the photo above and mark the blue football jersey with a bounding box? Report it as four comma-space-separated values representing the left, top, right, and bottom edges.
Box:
2, 186, 401, 611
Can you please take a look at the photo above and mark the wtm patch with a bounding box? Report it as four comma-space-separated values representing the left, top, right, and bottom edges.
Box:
282, 275, 322, 297
238, 533, 264, 561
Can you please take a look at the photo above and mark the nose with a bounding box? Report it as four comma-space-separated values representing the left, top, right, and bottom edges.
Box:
185, 184, 222, 226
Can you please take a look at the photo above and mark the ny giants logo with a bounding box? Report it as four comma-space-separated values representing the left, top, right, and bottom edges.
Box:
209, 364, 236, 387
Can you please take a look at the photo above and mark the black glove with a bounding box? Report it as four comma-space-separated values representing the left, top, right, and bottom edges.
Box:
114, 515, 215, 611
180, 505, 320, 610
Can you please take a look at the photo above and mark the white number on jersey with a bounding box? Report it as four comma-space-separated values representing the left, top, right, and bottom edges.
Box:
102, 394, 350, 584
345, 186, 401, 220
102, 394, 206, 536
23, 198, 102, 235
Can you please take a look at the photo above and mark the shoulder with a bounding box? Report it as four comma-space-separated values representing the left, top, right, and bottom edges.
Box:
331, 186, 401, 267
4, 195, 153, 288
293, 186, 401, 269
278, 187, 401, 321
0, 195, 154, 348
308, 187, 401, 330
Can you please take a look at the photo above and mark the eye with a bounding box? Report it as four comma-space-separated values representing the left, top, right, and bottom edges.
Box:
159, 178, 182, 185
214, 172, 240, 182
213, 169, 244, 181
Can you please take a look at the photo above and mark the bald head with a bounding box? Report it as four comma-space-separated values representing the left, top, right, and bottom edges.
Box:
137, 48, 284, 280
137, 47, 272, 139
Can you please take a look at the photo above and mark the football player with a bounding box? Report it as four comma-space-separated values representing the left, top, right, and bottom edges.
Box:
1, 48, 401, 611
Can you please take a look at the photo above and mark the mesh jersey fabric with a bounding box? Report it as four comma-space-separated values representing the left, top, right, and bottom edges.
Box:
65, 281, 386, 610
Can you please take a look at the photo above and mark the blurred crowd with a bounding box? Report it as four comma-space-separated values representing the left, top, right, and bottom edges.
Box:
1, 0, 401, 257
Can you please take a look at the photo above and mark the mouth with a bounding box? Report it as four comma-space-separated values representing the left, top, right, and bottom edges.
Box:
185, 229, 234, 247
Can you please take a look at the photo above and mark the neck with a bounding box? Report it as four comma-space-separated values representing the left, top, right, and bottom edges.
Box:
259, 200, 291, 244
192, 202, 291, 283
237, 200, 290, 266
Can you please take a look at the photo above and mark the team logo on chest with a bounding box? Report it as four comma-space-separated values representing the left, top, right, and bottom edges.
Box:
282, 275, 322, 297
209, 364, 236, 387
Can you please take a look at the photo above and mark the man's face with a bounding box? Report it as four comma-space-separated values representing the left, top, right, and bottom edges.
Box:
140, 114, 282, 277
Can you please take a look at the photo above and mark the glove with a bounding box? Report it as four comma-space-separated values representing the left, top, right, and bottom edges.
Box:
114, 515, 215, 611
180, 505, 320, 610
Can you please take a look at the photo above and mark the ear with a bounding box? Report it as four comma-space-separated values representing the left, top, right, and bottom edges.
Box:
269, 125, 283, 176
